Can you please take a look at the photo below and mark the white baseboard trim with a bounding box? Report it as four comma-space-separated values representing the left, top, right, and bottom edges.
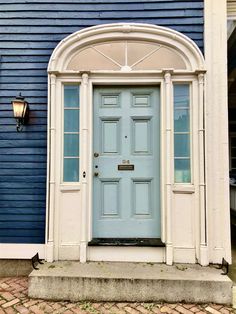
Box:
210, 247, 230, 264
173, 247, 196, 263
58, 244, 80, 260
0, 244, 45, 259
88, 247, 165, 263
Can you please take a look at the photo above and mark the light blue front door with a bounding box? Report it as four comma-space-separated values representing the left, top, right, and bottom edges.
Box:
93, 86, 160, 238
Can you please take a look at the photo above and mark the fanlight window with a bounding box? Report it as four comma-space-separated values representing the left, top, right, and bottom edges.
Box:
67, 40, 187, 71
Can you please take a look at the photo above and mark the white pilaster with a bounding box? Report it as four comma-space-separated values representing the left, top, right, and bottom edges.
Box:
80, 73, 89, 263
204, 0, 231, 263
164, 70, 173, 265
46, 74, 57, 262
198, 73, 209, 266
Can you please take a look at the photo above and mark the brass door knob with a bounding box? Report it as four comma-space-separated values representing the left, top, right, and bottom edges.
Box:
94, 172, 99, 177
94, 152, 99, 158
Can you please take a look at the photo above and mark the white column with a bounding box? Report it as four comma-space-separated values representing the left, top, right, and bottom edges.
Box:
80, 73, 89, 263
204, 0, 231, 263
46, 74, 56, 262
198, 73, 209, 266
164, 70, 173, 265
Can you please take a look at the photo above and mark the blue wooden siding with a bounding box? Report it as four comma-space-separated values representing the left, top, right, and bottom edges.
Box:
0, 0, 203, 244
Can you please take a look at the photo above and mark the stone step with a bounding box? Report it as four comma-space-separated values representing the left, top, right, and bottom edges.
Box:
28, 261, 233, 304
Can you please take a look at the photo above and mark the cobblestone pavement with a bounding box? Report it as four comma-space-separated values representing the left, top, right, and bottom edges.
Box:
0, 277, 235, 314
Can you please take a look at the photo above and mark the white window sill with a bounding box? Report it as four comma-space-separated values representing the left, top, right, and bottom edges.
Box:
172, 184, 195, 194
60, 184, 81, 192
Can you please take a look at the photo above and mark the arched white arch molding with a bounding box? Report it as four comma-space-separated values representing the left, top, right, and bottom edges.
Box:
48, 23, 205, 73
46, 23, 208, 266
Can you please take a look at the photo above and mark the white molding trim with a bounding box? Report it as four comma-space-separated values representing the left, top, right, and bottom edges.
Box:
0, 244, 45, 259
46, 73, 57, 262
80, 73, 89, 263
198, 73, 209, 266
48, 23, 205, 73
164, 70, 173, 266
204, 0, 232, 264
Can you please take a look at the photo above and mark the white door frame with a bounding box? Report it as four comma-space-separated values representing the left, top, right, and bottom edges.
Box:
46, 23, 207, 265
46, 70, 204, 264
87, 77, 165, 261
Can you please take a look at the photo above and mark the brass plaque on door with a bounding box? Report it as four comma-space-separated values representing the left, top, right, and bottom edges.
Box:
118, 164, 134, 171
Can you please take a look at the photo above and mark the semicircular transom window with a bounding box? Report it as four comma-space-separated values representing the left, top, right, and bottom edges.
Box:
67, 40, 187, 71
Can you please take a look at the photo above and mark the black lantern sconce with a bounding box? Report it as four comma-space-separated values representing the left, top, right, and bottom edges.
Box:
11, 93, 29, 132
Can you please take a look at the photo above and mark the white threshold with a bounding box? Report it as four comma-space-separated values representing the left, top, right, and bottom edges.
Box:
87, 246, 165, 263
0, 244, 45, 259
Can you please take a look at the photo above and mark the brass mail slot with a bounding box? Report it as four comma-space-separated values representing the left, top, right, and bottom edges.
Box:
118, 164, 134, 171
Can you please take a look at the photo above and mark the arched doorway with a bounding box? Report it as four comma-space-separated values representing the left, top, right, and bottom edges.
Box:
46, 23, 205, 265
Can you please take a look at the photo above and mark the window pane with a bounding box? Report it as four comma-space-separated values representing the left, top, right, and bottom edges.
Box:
63, 85, 80, 183
64, 109, 80, 132
174, 134, 190, 157
64, 134, 79, 157
64, 85, 79, 108
64, 158, 79, 182
174, 159, 191, 183
174, 109, 189, 132
174, 84, 190, 183
174, 85, 189, 108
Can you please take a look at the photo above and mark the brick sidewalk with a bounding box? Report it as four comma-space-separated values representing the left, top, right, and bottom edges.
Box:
0, 277, 235, 314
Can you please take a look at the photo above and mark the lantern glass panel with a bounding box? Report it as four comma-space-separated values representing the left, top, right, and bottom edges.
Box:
13, 101, 26, 118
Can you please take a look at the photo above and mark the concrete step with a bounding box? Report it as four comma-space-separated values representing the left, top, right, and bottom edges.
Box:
28, 261, 233, 304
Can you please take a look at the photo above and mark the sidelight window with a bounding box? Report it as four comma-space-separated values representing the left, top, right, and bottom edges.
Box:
63, 85, 80, 182
173, 84, 191, 183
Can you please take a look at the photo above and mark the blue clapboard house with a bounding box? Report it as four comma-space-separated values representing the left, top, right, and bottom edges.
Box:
0, 0, 232, 270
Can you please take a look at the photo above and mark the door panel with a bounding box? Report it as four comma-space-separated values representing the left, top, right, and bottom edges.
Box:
101, 119, 120, 154
101, 180, 120, 217
93, 86, 160, 238
132, 118, 152, 154
132, 180, 152, 217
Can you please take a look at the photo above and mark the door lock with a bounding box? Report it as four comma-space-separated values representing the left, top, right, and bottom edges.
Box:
94, 152, 99, 158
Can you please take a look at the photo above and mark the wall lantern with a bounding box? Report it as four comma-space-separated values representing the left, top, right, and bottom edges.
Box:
11, 93, 29, 132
